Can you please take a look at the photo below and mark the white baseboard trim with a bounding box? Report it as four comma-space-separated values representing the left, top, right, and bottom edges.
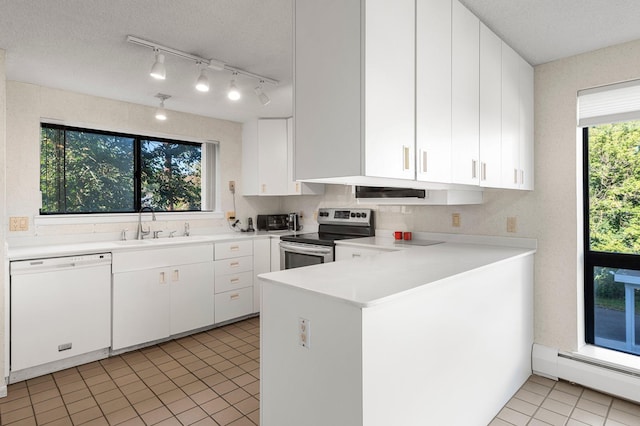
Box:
532, 343, 640, 403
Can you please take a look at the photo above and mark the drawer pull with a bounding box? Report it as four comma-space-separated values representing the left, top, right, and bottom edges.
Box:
403, 146, 410, 170
172, 269, 179, 281
230, 293, 240, 300
230, 261, 240, 267
230, 278, 240, 284
230, 245, 240, 251
159, 272, 165, 284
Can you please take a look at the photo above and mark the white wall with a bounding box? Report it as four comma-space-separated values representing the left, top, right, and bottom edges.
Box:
5, 82, 281, 243
284, 38, 640, 356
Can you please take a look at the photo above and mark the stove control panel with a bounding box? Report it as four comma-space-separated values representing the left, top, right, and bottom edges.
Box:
317, 208, 373, 226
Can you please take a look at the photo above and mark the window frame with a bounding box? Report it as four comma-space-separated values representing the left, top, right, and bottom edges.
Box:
38, 122, 219, 218
583, 126, 640, 353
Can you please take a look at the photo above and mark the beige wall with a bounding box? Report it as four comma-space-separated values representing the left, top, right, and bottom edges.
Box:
285, 38, 640, 355
0, 50, 7, 390
5, 82, 281, 243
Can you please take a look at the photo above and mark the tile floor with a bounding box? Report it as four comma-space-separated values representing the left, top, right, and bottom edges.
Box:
1, 315, 640, 426
491, 375, 640, 426
0, 317, 260, 426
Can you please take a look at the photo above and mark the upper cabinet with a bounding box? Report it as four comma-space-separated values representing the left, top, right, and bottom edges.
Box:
294, 0, 415, 182
451, 0, 480, 186
243, 118, 324, 196
293, 0, 533, 192
416, 0, 452, 184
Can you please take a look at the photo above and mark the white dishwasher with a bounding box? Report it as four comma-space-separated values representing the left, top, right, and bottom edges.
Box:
10, 253, 112, 378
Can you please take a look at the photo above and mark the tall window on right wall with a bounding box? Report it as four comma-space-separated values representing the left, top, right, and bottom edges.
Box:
581, 81, 640, 356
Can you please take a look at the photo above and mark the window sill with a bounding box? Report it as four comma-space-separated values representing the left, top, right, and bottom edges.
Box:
574, 344, 640, 375
34, 211, 224, 226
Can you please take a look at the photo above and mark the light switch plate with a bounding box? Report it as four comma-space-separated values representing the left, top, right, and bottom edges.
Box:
507, 217, 517, 233
452, 213, 461, 227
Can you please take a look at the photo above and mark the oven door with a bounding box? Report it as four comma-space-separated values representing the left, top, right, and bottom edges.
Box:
280, 241, 334, 270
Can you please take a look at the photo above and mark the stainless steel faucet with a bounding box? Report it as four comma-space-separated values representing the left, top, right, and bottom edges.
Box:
137, 206, 156, 240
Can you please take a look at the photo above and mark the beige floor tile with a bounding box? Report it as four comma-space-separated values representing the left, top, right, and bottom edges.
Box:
548, 389, 580, 406
496, 407, 530, 426
141, 406, 173, 425
506, 396, 538, 416
181, 381, 209, 396
211, 406, 243, 426
126, 388, 156, 405
522, 380, 553, 397
191, 417, 219, 426
69, 406, 104, 425
105, 406, 138, 425
555, 381, 585, 397
0, 395, 32, 414
65, 396, 98, 415
3, 416, 37, 426
612, 399, 640, 417
133, 396, 163, 415
61, 388, 92, 405
166, 397, 197, 415
607, 407, 640, 425
542, 396, 574, 416
233, 397, 259, 415
99, 396, 131, 414
2, 405, 35, 424
567, 419, 591, 426
29, 388, 60, 405
227, 416, 256, 426
191, 389, 218, 405
570, 407, 605, 426
577, 397, 610, 417
175, 406, 208, 425
582, 389, 614, 407
222, 388, 250, 406
200, 397, 231, 416
534, 407, 569, 426
212, 380, 238, 396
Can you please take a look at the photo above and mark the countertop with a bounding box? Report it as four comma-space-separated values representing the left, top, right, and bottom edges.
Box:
259, 240, 536, 308
6, 230, 295, 261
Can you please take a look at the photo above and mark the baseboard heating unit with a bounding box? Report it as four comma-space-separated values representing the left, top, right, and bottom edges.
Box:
532, 343, 640, 403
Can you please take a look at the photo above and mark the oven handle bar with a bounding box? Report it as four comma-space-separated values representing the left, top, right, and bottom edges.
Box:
279, 242, 333, 255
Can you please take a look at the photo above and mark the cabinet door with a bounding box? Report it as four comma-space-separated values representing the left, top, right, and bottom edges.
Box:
270, 237, 281, 272
258, 119, 288, 195
112, 268, 170, 350
253, 238, 271, 313
500, 43, 521, 189
451, 0, 480, 185
479, 23, 502, 188
519, 57, 534, 190
170, 262, 215, 336
364, 0, 415, 180
416, 0, 452, 184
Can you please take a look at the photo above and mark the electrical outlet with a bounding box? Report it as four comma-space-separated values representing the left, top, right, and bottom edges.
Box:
507, 217, 517, 233
452, 213, 461, 227
228, 181, 235, 193
226, 211, 236, 220
298, 318, 310, 348
9, 216, 29, 231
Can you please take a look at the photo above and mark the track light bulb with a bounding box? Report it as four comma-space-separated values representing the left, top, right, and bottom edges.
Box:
155, 102, 167, 120
228, 75, 241, 101
254, 83, 271, 106
150, 51, 166, 80
195, 69, 210, 92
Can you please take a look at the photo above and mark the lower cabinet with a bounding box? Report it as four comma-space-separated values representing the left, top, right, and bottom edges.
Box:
112, 244, 214, 351
214, 240, 255, 323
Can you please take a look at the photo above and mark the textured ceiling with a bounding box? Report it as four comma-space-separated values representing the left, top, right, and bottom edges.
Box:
2, 1, 640, 123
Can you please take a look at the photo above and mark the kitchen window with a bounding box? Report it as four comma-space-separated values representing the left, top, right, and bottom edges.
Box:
581, 81, 640, 356
40, 123, 216, 214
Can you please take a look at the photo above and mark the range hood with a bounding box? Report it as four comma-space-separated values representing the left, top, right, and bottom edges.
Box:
354, 185, 483, 205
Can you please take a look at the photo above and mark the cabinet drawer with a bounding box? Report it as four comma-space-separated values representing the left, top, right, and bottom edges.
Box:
215, 240, 253, 259
215, 287, 253, 323
215, 256, 253, 276
113, 244, 214, 273
215, 271, 253, 294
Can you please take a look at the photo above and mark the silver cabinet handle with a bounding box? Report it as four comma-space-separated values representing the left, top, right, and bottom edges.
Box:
403, 146, 410, 170
472, 160, 477, 179
481, 162, 487, 181
514, 168, 518, 185
422, 151, 428, 173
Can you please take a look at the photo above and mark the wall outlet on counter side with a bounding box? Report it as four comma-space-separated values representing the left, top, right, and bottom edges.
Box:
452, 213, 461, 228
507, 217, 517, 233
228, 181, 235, 193
298, 318, 310, 348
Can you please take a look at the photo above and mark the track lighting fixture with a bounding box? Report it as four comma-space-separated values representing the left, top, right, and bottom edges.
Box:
228, 73, 241, 101
195, 66, 210, 92
254, 81, 271, 106
155, 93, 171, 120
150, 49, 166, 80
128, 35, 278, 105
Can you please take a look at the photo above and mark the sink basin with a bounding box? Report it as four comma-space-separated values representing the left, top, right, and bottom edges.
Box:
114, 235, 212, 246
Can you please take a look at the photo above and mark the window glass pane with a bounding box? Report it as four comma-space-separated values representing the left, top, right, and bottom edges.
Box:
40, 127, 135, 213
593, 266, 640, 355
588, 122, 640, 254
140, 140, 202, 211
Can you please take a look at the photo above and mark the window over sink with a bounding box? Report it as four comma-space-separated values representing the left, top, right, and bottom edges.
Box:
39, 123, 217, 214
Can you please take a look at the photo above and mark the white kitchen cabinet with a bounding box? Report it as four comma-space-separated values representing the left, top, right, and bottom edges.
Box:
270, 237, 281, 272
519, 58, 535, 190
451, 0, 480, 186
294, 0, 415, 182
253, 238, 271, 313
112, 267, 171, 350
112, 244, 214, 350
214, 240, 254, 323
170, 262, 215, 336
479, 23, 503, 188
500, 44, 535, 190
242, 118, 323, 196
416, 0, 452, 184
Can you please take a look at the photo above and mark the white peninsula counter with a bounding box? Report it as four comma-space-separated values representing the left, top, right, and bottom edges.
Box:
259, 238, 536, 426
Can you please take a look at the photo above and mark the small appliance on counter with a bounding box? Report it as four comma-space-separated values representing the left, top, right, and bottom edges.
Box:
256, 214, 290, 231
245, 217, 255, 232
288, 213, 301, 231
